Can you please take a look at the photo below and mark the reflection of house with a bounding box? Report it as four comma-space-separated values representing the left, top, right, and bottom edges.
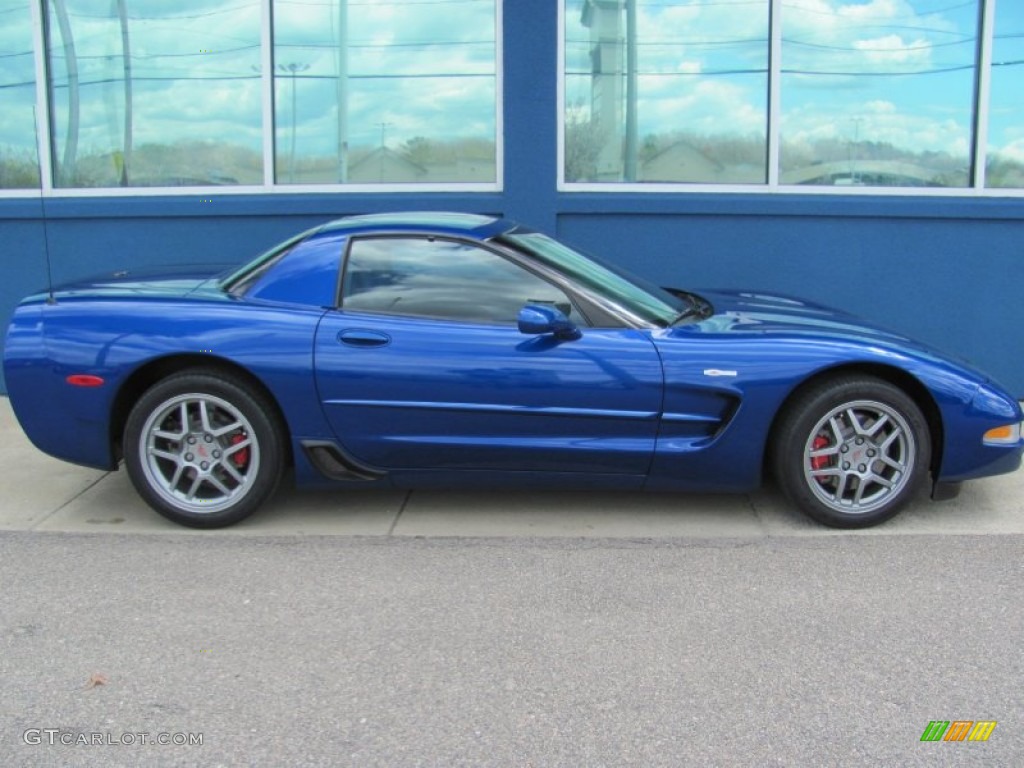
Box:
780, 161, 958, 187
345, 148, 495, 184
639, 140, 763, 184
640, 141, 721, 183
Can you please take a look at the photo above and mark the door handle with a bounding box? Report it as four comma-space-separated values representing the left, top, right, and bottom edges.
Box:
338, 329, 391, 347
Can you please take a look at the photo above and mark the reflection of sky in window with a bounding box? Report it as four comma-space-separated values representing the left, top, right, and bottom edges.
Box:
565, 0, 770, 138
47, 0, 263, 150
42, 0, 263, 185
990, 1, 1024, 168
273, 0, 497, 156
781, 0, 980, 168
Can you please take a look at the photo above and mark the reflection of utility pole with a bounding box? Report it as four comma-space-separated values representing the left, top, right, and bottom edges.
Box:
116, 0, 132, 186
848, 117, 863, 184
51, 0, 79, 185
624, 0, 638, 181
376, 121, 393, 181
278, 62, 309, 182
336, 0, 349, 182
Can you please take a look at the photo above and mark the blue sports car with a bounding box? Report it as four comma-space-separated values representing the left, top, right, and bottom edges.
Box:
4, 212, 1022, 528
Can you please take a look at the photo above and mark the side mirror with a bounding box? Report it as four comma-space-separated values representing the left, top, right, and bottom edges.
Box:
517, 304, 582, 340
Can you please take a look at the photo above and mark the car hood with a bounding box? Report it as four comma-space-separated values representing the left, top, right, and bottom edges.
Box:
680, 288, 918, 344
667, 287, 1007, 390
38, 264, 236, 302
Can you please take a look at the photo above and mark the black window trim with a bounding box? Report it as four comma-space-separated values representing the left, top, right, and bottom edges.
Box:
335, 231, 602, 328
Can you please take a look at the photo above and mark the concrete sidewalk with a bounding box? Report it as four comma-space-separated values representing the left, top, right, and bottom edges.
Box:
2, 396, 1022, 538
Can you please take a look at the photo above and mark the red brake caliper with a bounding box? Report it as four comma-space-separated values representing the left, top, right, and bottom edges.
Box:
810, 435, 830, 472
230, 433, 250, 469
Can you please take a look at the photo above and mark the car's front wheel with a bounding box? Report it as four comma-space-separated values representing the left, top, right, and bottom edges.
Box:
773, 375, 931, 528
123, 370, 285, 528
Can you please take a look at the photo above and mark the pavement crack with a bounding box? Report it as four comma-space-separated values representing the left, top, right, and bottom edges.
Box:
387, 490, 412, 536
29, 471, 113, 530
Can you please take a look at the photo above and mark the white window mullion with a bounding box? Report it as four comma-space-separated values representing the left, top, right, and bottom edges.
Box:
767, 0, 782, 188
30, 0, 54, 194
261, 0, 275, 189
974, 0, 995, 190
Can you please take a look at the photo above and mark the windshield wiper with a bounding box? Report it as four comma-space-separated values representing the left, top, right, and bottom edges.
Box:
667, 290, 712, 326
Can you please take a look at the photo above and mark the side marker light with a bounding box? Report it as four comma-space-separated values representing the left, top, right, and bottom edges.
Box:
66, 374, 105, 388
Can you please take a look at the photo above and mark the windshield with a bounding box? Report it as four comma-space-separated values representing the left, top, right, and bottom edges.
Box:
499, 230, 687, 327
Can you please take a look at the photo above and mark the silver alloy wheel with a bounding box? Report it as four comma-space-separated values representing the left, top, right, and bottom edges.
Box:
138, 392, 260, 515
802, 398, 916, 515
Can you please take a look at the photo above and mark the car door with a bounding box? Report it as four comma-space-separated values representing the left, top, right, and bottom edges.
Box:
313, 235, 664, 476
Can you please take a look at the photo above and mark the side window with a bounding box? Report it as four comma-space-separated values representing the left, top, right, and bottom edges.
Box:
342, 237, 578, 325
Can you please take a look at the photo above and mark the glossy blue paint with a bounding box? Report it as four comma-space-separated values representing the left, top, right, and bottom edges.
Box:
5, 213, 1022, 511
313, 310, 663, 474
2, 0, 1023, 396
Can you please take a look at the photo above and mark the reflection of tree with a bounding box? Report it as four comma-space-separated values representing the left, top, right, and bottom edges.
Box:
564, 100, 601, 182
0, 149, 40, 188
987, 155, 1024, 188
403, 136, 435, 166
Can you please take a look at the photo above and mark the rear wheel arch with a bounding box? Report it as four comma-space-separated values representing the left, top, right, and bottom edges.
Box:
110, 355, 292, 466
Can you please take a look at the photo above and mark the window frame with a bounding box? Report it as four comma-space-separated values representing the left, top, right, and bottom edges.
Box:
557, 0, 1022, 197
3, 0, 503, 198
337, 233, 589, 327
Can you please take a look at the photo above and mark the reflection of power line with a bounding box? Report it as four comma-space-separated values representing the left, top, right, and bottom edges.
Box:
41, 72, 493, 89
782, 0, 975, 23
566, 38, 766, 47
66, 2, 259, 21
782, 37, 975, 53
568, 62, 982, 77
279, 0, 490, 5
280, 40, 494, 49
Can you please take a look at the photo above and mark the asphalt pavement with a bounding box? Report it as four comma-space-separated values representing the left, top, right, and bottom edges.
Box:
1, 397, 1023, 766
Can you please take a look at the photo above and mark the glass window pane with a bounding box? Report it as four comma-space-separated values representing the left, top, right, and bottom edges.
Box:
343, 238, 572, 323
272, 0, 498, 185
0, 1, 39, 188
45, 0, 263, 188
564, 0, 770, 185
781, 0, 979, 188
988, 2, 1024, 188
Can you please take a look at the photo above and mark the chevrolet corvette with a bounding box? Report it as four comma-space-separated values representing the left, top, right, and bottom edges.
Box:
4, 212, 1022, 528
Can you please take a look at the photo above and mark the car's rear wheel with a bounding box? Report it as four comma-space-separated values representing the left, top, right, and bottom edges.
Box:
773, 375, 931, 528
123, 370, 284, 528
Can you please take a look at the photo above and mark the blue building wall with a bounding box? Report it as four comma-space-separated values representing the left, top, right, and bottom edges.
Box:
2, 0, 1023, 395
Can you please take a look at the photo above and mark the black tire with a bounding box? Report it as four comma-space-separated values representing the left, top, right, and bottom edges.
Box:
123, 369, 285, 528
772, 375, 931, 528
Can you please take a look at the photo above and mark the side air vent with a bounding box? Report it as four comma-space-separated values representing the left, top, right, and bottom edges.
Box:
301, 440, 387, 482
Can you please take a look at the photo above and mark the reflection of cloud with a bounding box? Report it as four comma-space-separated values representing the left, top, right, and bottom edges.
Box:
853, 35, 931, 66
783, 100, 970, 157
994, 138, 1024, 164
642, 79, 765, 137
274, 0, 497, 154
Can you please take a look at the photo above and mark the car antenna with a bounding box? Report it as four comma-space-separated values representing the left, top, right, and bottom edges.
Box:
33, 107, 57, 305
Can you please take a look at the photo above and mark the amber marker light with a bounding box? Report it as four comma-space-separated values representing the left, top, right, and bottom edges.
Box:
66, 374, 105, 387
983, 423, 1022, 445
